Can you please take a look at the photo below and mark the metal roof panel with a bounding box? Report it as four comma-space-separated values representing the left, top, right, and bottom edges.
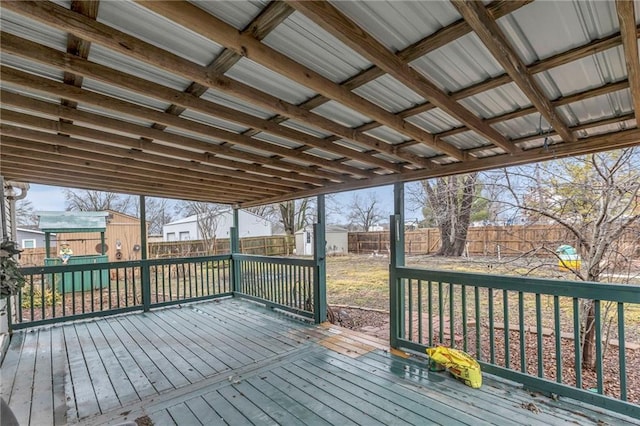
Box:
189, 0, 268, 30
354, 75, 426, 114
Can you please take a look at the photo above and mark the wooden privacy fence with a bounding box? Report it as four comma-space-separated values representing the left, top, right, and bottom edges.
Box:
349, 225, 640, 257
149, 235, 294, 258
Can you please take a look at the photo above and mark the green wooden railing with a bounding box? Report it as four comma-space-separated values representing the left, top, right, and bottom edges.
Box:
391, 267, 640, 418
12, 255, 232, 329
233, 254, 316, 320
12, 253, 321, 329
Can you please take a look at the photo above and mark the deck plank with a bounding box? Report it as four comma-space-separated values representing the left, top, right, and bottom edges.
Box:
151, 308, 242, 371
111, 315, 190, 389
217, 385, 279, 425
50, 326, 69, 426
84, 321, 139, 407
94, 319, 157, 399
229, 379, 307, 425
29, 329, 54, 426
0, 331, 24, 402
199, 391, 253, 426
184, 396, 225, 424
127, 312, 213, 380
9, 330, 38, 425
63, 325, 101, 419
167, 401, 202, 425
73, 323, 121, 415
149, 409, 176, 426
272, 365, 385, 425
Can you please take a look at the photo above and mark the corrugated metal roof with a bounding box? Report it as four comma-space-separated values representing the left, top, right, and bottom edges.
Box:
354, 75, 425, 114
1, 8, 68, 50
178, 109, 251, 134
97, 1, 221, 67
200, 87, 275, 120
263, 11, 371, 83
311, 101, 371, 128
80, 77, 172, 111
225, 57, 317, 105
190, 0, 268, 30
330, 0, 460, 52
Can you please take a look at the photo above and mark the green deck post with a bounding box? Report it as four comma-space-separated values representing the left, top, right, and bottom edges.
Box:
140, 196, 151, 311
313, 195, 327, 324
390, 182, 405, 348
231, 208, 240, 294
45, 232, 51, 259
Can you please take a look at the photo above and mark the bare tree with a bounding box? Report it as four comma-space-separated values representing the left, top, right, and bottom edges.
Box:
347, 193, 384, 231
175, 201, 226, 254
490, 149, 640, 368
144, 198, 174, 235
412, 173, 479, 256
16, 199, 37, 226
64, 189, 133, 213
248, 198, 314, 235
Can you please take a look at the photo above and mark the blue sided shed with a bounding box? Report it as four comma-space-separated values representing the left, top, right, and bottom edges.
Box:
39, 211, 109, 292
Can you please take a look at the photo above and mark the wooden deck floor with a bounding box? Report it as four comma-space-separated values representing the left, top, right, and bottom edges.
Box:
2, 298, 638, 426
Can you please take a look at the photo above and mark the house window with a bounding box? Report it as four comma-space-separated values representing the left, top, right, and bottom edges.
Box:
22, 239, 36, 249
179, 231, 190, 241
167, 232, 176, 242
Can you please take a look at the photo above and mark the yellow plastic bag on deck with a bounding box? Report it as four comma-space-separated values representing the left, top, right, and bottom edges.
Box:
426, 346, 482, 389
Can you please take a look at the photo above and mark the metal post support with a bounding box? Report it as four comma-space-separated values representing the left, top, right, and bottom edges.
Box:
139, 195, 151, 311
313, 195, 327, 324
231, 208, 240, 294
390, 182, 406, 347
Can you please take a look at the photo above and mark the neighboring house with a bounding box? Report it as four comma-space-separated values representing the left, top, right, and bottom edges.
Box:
295, 225, 348, 256
163, 210, 273, 242
16, 227, 56, 249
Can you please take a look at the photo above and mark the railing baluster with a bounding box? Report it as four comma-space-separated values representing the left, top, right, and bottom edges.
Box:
408, 279, 413, 341
60, 272, 65, 318
475, 286, 480, 361
449, 283, 455, 348
554, 295, 562, 383
462, 284, 467, 352
438, 281, 444, 344
536, 293, 543, 378
573, 297, 582, 389
417, 279, 423, 345
519, 291, 525, 373
489, 288, 495, 364
618, 302, 626, 401
428, 281, 433, 347
504, 289, 509, 368
595, 300, 603, 394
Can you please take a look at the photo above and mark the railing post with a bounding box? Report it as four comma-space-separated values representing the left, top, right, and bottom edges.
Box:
390, 182, 405, 348
313, 195, 327, 324
231, 208, 240, 294
140, 195, 151, 311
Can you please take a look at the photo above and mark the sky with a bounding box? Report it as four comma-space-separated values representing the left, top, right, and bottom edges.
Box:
23, 183, 424, 225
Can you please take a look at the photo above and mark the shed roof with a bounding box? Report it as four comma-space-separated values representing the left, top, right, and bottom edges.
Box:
37, 211, 109, 233
0, 1, 638, 207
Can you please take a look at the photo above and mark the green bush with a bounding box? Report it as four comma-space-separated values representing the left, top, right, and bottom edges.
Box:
21, 284, 62, 309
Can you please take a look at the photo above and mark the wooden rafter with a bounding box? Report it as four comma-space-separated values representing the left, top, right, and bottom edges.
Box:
0, 32, 389, 178
2, 1, 431, 170
615, 0, 640, 119
287, 0, 518, 155
134, 1, 465, 162
245, 127, 640, 207
61, 0, 99, 97
451, 0, 575, 143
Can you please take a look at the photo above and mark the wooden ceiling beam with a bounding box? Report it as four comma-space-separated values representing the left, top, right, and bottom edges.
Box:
0, 138, 279, 198
1, 91, 332, 186
435, 79, 631, 140
616, 0, 640, 119
451, 0, 575, 143
0, 109, 324, 190
1, 3, 418, 172
342, 29, 633, 143
134, 1, 463, 162
0, 33, 380, 179
0, 66, 360, 182
243, 126, 640, 207
0, 126, 304, 193
0, 158, 249, 204
287, 0, 518, 155
0, 164, 243, 204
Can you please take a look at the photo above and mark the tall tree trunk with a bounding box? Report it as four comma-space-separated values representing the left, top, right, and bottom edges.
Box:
582, 300, 596, 369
